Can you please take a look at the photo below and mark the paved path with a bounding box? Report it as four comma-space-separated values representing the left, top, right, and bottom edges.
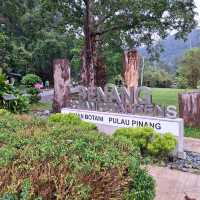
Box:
39, 89, 54, 102
149, 166, 200, 200
149, 137, 200, 200
39, 88, 79, 103
185, 138, 200, 153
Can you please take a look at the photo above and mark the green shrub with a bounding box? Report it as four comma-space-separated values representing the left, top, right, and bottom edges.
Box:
0, 74, 29, 113
147, 133, 177, 157
21, 74, 42, 87
125, 166, 155, 200
0, 113, 154, 200
5, 95, 30, 113
27, 88, 40, 103
0, 109, 9, 115
48, 113, 97, 130
114, 127, 177, 158
49, 113, 81, 124
21, 74, 42, 103
114, 127, 155, 155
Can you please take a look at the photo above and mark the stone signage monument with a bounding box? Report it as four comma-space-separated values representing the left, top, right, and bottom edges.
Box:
53, 52, 185, 157
61, 85, 184, 157
123, 49, 140, 90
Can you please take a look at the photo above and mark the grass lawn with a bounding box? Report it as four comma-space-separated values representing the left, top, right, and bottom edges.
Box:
151, 88, 191, 107
152, 88, 200, 139
30, 102, 52, 111
185, 127, 200, 139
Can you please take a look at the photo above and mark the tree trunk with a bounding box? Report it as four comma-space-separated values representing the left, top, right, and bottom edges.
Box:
96, 55, 106, 88
179, 92, 200, 128
53, 59, 70, 112
81, 0, 106, 88
123, 49, 140, 90
81, 0, 95, 87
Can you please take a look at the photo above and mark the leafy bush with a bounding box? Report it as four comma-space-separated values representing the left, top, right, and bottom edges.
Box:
125, 166, 155, 200
176, 75, 188, 89
48, 113, 82, 124
21, 74, 42, 103
148, 133, 177, 157
114, 127, 155, 155
0, 74, 29, 113
0, 113, 154, 200
27, 88, 40, 103
48, 113, 97, 130
114, 127, 177, 158
0, 109, 9, 115
21, 74, 42, 87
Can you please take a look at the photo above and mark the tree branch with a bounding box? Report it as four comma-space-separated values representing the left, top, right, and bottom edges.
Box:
93, 24, 132, 36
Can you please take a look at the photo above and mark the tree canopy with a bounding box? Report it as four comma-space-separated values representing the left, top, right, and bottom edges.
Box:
0, 0, 198, 85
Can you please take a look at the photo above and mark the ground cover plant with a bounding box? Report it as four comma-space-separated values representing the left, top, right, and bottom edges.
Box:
30, 102, 52, 112
0, 111, 155, 200
151, 88, 200, 138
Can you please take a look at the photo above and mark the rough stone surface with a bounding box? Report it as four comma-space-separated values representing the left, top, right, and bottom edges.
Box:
179, 92, 200, 128
184, 137, 200, 154
53, 59, 70, 112
123, 49, 140, 90
33, 110, 51, 118
39, 89, 54, 102
168, 151, 200, 174
164, 138, 200, 174
149, 166, 200, 200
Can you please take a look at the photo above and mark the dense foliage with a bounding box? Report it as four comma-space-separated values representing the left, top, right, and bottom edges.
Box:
176, 48, 200, 89
114, 127, 177, 158
0, 0, 78, 82
21, 74, 42, 87
0, 74, 29, 113
143, 65, 173, 88
0, 112, 155, 200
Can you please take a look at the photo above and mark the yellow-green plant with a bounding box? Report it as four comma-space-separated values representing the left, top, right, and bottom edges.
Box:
114, 127, 155, 155
114, 127, 177, 158
147, 133, 177, 157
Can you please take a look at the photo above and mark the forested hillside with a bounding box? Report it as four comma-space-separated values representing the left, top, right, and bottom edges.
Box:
141, 28, 200, 72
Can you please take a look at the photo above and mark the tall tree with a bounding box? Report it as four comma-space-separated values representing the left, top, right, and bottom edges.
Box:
177, 48, 200, 89
0, 0, 79, 81
43, 0, 197, 87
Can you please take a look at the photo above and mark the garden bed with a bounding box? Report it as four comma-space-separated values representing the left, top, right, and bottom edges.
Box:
0, 110, 155, 200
